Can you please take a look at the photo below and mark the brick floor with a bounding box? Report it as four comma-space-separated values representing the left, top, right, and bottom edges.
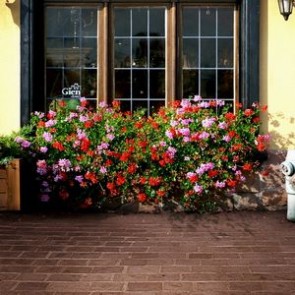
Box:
0, 210, 294, 294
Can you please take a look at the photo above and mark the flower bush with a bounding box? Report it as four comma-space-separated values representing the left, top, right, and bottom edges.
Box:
23, 97, 269, 212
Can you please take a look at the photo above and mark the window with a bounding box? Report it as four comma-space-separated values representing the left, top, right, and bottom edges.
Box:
113, 7, 166, 114
181, 6, 235, 103
45, 6, 100, 108
21, 0, 260, 122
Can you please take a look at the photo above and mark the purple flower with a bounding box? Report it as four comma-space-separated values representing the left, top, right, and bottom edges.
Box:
40, 146, 48, 153
178, 128, 190, 137
167, 147, 177, 158
165, 130, 174, 140
79, 115, 89, 122
48, 110, 56, 118
43, 132, 53, 142
77, 129, 86, 140
14, 136, 23, 143
199, 131, 210, 140
193, 95, 202, 102
202, 117, 216, 128
36, 160, 47, 175
198, 101, 210, 108
193, 184, 203, 194
45, 119, 57, 128
223, 135, 231, 142
180, 99, 191, 108
21, 140, 31, 148
218, 122, 228, 129
58, 159, 71, 170
100, 166, 107, 174
215, 181, 226, 188
75, 175, 84, 183
40, 194, 50, 202
107, 133, 115, 141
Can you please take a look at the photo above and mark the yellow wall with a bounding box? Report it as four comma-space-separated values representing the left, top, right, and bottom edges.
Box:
0, 1, 21, 135
260, 0, 295, 150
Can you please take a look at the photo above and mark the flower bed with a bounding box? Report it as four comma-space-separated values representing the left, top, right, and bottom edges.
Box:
17, 97, 269, 213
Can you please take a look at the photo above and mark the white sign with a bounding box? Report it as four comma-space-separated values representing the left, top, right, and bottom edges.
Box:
62, 83, 81, 98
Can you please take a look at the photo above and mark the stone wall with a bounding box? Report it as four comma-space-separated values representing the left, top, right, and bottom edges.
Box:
230, 150, 287, 211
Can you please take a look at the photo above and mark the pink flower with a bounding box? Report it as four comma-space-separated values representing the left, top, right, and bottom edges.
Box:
202, 117, 216, 128
100, 166, 107, 174
199, 131, 210, 140
215, 181, 226, 188
193, 184, 203, 194
165, 130, 174, 139
43, 132, 53, 142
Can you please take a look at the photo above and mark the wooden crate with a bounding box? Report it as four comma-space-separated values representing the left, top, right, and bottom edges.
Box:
0, 159, 21, 211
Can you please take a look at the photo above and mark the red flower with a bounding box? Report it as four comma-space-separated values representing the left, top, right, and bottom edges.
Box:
157, 190, 166, 197
116, 175, 126, 186
252, 117, 260, 124
137, 193, 147, 203
227, 179, 237, 187
244, 109, 254, 117
208, 170, 218, 178
80, 197, 92, 208
127, 163, 137, 174
225, 112, 236, 121
84, 120, 93, 128
243, 163, 252, 171
85, 171, 98, 184
260, 105, 268, 112
139, 177, 147, 184
107, 182, 116, 191
120, 152, 131, 162
52, 141, 65, 151
112, 100, 120, 109
38, 121, 45, 128
188, 174, 198, 183
59, 189, 69, 200
81, 138, 91, 152
135, 121, 144, 129
149, 177, 161, 186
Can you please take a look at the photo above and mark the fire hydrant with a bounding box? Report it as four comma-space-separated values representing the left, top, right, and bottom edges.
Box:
280, 150, 295, 222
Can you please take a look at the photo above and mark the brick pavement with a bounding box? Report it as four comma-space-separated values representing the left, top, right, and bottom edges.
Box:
0, 210, 294, 295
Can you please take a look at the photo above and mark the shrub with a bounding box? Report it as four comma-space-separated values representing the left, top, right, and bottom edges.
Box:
23, 97, 269, 212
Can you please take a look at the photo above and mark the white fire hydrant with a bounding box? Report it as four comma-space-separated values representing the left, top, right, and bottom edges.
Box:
280, 150, 295, 222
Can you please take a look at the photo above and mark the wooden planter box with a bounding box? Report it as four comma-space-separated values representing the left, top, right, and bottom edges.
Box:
0, 159, 21, 211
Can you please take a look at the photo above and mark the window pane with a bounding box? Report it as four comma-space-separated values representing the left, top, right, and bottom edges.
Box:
150, 9, 165, 36
133, 70, 147, 98
218, 9, 233, 36
115, 70, 130, 98
183, 39, 198, 68
183, 70, 199, 98
150, 70, 165, 98
218, 39, 233, 68
183, 8, 199, 36
201, 39, 216, 68
82, 69, 96, 98
115, 39, 131, 68
133, 100, 148, 112
201, 8, 216, 36
201, 70, 216, 98
82, 38, 97, 68
46, 69, 62, 98
218, 70, 233, 98
132, 8, 147, 36
115, 9, 130, 36
133, 38, 148, 68
150, 38, 165, 68
150, 100, 165, 112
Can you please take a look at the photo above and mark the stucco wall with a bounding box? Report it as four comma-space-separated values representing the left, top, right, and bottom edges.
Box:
0, 1, 20, 135
260, 0, 295, 150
